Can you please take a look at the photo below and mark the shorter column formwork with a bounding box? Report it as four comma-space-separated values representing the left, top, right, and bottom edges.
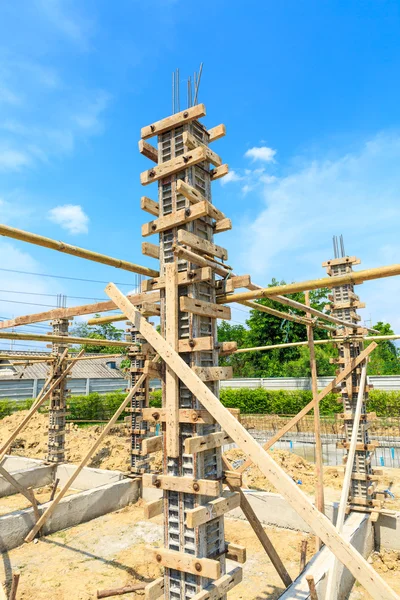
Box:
47, 318, 69, 463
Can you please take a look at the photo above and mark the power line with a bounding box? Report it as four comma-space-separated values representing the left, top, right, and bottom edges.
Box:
0, 298, 58, 308
0, 267, 138, 286
0, 289, 108, 302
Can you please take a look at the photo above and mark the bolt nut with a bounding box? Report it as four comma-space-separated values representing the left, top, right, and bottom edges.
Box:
149, 170, 155, 178
156, 553, 162, 562
151, 223, 157, 230
154, 479, 161, 489
193, 482, 200, 492
191, 411, 199, 422
194, 562, 202, 572
152, 412, 160, 420
189, 339, 195, 348
150, 125, 155, 131
185, 208, 191, 217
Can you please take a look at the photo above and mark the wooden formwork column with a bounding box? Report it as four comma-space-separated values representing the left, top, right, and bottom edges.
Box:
139, 106, 240, 599
322, 254, 378, 510
47, 318, 69, 463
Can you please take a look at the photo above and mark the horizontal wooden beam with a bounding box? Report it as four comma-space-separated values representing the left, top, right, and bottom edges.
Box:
106, 284, 398, 600
0, 224, 158, 278
186, 493, 240, 528
226, 543, 246, 564
144, 577, 163, 600
141, 196, 159, 216
208, 124, 226, 142
174, 246, 230, 278
180, 296, 231, 320
178, 336, 214, 353
144, 499, 163, 519
177, 229, 228, 260
210, 164, 229, 180
214, 217, 232, 233
141, 267, 212, 292
142, 436, 163, 454
141, 104, 206, 140
219, 341, 238, 356
142, 201, 214, 237
142, 474, 220, 496
192, 366, 233, 382
141, 146, 208, 186
182, 132, 222, 166
141, 408, 215, 424
152, 548, 220, 580
138, 140, 158, 162
184, 431, 232, 454
218, 263, 400, 304
176, 180, 225, 219
142, 242, 160, 259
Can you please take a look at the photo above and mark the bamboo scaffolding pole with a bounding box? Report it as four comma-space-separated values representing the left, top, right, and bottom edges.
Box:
0, 223, 159, 278
96, 583, 146, 598
235, 343, 377, 475
0, 349, 83, 462
104, 284, 399, 600
0, 331, 130, 348
325, 364, 368, 600
87, 314, 128, 325
305, 291, 324, 550
233, 333, 400, 354
217, 263, 400, 304
24, 358, 157, 542
0, 290, 160, 330
67, 354, 124, 362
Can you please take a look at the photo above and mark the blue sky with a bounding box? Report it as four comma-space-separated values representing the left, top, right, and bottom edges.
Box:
0, 0, 400, 350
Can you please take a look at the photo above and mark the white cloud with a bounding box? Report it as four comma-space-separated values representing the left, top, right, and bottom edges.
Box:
220, 170, 243, 185
245, 146, 276, 163
48, 204, 89, 234
235, 132, 400, 331
35, 0, 92, 49
0, 149, 32, 171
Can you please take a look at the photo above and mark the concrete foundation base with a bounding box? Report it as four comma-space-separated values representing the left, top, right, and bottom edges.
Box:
0, 456, 140, 552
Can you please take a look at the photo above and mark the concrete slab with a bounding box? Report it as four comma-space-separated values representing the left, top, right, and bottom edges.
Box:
0, 465, 54, 497
55, 464, 126, 490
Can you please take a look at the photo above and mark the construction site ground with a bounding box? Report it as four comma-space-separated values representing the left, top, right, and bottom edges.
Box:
0, 501, 398, 600
1, 411, 400, 510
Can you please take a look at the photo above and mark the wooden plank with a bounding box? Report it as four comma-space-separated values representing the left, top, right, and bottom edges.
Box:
141, 196, 159, 216
142, 474, 220, 496
142, 242, 160, 260
190, 567, 242, 600
105, 285, 397, 600
145, 577, 164, 600
139, 140, 158, 163
174, 246, 230, 278
144, 498, 163, 520
226, 543, 246, 564
177, 229, 228, 260
180, 296, 231, 320
141, 104, 206, 140
223, 470, 242, 487
219, 341, 238, 356
192, 366, 233, 382
210, 164, 228, 180
184, 431, 232, 454
224, 275, 251, 293
141, 267, 212, 292
142, 408, 215, 424
152, 548, 220, 580
208, 124, 226, 143
306, 575, 319, 600
178, 337, 214, 352
165, 262, 179, 457
142, 436, 163, 454
237, 342, 378, 474
176, 180, 225, 220
142, 201, 211, 237
305, 291, 324, 550
141, 146, 208, 186
0, 290, 160, 329
182, 132, 222, 166
186, 493, 240, 528
25, 358, 154, 542
214, 218, 232, 233
141, 302, 161, 317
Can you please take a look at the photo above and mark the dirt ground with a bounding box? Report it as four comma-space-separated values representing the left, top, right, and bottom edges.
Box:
0, 485, 77, 516
2, 411, 400, 509
0, 501, 399, 599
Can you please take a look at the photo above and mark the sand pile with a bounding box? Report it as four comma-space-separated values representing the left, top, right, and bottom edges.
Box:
0, 411, 130, 472
370, 550, 400, 572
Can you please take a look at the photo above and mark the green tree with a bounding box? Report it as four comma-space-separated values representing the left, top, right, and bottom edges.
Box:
217, 321, 256, 377
70, 316, 126, 354
366, 322, 400, 375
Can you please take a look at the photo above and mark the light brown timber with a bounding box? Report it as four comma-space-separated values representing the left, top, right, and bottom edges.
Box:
185, 493, 240, 528
180, 296, 231, 320
190, 567, 242, 600
144, 499, 163, 520
138, 140, 158, 163
141, 267, 212, 292
0, 331, 130, 348
182, 132, 222, 166
105, 284, 398, 600
151, 548, 220, 580
184, 431, 232, 454
210, 164, 229, 180
192, 366, 233, 381
177, 229, 228, 260
141, 104, 206, 139
174, 246, 230, 278
142, 474, 220, 496
140, 146, 208, 186
141, 196, 159, 216
142, 201, 219, 237
165, 262, 179, 457
208, 124, 226, 142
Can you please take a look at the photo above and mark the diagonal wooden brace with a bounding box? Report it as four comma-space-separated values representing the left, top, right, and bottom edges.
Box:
105, 283, 399, 600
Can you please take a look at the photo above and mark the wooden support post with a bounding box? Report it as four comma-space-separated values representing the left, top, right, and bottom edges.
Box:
165, 262, 179, 457
9, 572, 20, 600
0, 465, 40, 520
299, 539, 308, 573
306, 575, 319, 600
24, 361, 156, 542
305, 291, 325, 550
325, 364, 368, 600
97, 582, 146, 598
236, 343, 377, 474
105, 285, 398, 600
0, 349, 81, 463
